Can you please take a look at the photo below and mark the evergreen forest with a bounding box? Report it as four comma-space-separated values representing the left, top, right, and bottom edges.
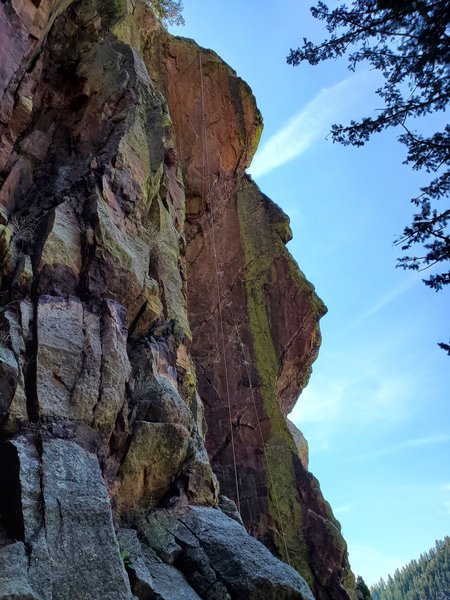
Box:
371, 537, 450, 600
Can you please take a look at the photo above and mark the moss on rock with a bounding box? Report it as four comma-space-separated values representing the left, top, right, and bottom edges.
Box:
237, 175, 315, 585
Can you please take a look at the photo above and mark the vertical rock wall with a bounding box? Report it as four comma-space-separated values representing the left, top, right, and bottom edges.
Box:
0, 0, 357, 598
146, 29, 357, 600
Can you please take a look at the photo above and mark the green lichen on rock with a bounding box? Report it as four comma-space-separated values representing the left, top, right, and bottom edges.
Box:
118, 421, 190, 511
236, 175, 315, 585
265, 443, 314, 587
286, 253, 327, 321
147, 201, 191, 338
109, 0, 127, 20
0, 222, 19, 286
98, 0, 127, 25
0, 223, 13, 260
39, 201, 82, 277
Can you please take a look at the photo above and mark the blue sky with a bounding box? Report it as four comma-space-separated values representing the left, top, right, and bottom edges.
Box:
171, 0, 450, 586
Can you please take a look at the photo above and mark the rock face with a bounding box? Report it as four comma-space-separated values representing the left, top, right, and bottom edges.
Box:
0, 0, 357, 599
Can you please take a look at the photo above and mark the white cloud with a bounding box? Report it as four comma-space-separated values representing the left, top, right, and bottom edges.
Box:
248, 70, 376, 178
289, 315, 434, 437
399, 434, 450, 449
354, 433, 450, 461
347, 259, 443, 333
347, 274, 420, 332
290, 362, 416, 427
334, 503, 353, 515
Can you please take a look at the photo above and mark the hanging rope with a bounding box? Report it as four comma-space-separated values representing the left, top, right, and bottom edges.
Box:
199, 53, 241, 514
237, 322, 292, 566
198, 53, 293, 565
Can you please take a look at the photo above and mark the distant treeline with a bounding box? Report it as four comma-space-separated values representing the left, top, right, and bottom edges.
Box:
370, 537, 450, 600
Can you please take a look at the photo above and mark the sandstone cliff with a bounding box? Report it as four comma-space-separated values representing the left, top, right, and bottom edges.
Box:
0, 0, 357, 598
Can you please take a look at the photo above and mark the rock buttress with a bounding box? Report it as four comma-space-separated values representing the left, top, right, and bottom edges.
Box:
146, 26, 358, 600
0, 0, 355, 598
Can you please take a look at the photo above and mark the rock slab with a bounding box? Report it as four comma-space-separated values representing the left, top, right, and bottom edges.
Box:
0, 436, 132, 600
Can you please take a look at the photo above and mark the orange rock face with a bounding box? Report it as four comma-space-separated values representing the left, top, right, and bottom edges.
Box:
145, 34, 262, 204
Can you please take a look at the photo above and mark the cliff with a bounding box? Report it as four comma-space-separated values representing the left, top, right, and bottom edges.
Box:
0, 0, 357, 598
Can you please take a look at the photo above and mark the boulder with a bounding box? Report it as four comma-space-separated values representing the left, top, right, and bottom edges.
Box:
0, 436, 133, 600
139, 506, 315, 600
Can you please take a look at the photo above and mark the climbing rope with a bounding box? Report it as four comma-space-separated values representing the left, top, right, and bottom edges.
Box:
199, 53, 241, 514
198, 53, 292, 565
237, 326, 292, 566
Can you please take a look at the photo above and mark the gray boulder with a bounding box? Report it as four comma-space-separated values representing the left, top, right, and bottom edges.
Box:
0, 436, 133, 600
118, 528, 202, 600
0, 542, 38, 600
139, 506, 315, 600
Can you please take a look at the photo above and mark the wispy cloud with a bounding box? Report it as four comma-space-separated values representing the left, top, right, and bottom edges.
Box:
347, 258, 443, 333
347, 274, 420, 332
248, 70, 376, 178
334, 502, 353, 515
396, 434, 450, 450
289, 310, 437, 436
355, 433, 450, 461
290, 362, 416, 427
398, 434, 450, 449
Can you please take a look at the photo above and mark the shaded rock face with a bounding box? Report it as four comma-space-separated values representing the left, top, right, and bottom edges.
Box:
0, 0, 356, 599
0, 436, 132, 600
